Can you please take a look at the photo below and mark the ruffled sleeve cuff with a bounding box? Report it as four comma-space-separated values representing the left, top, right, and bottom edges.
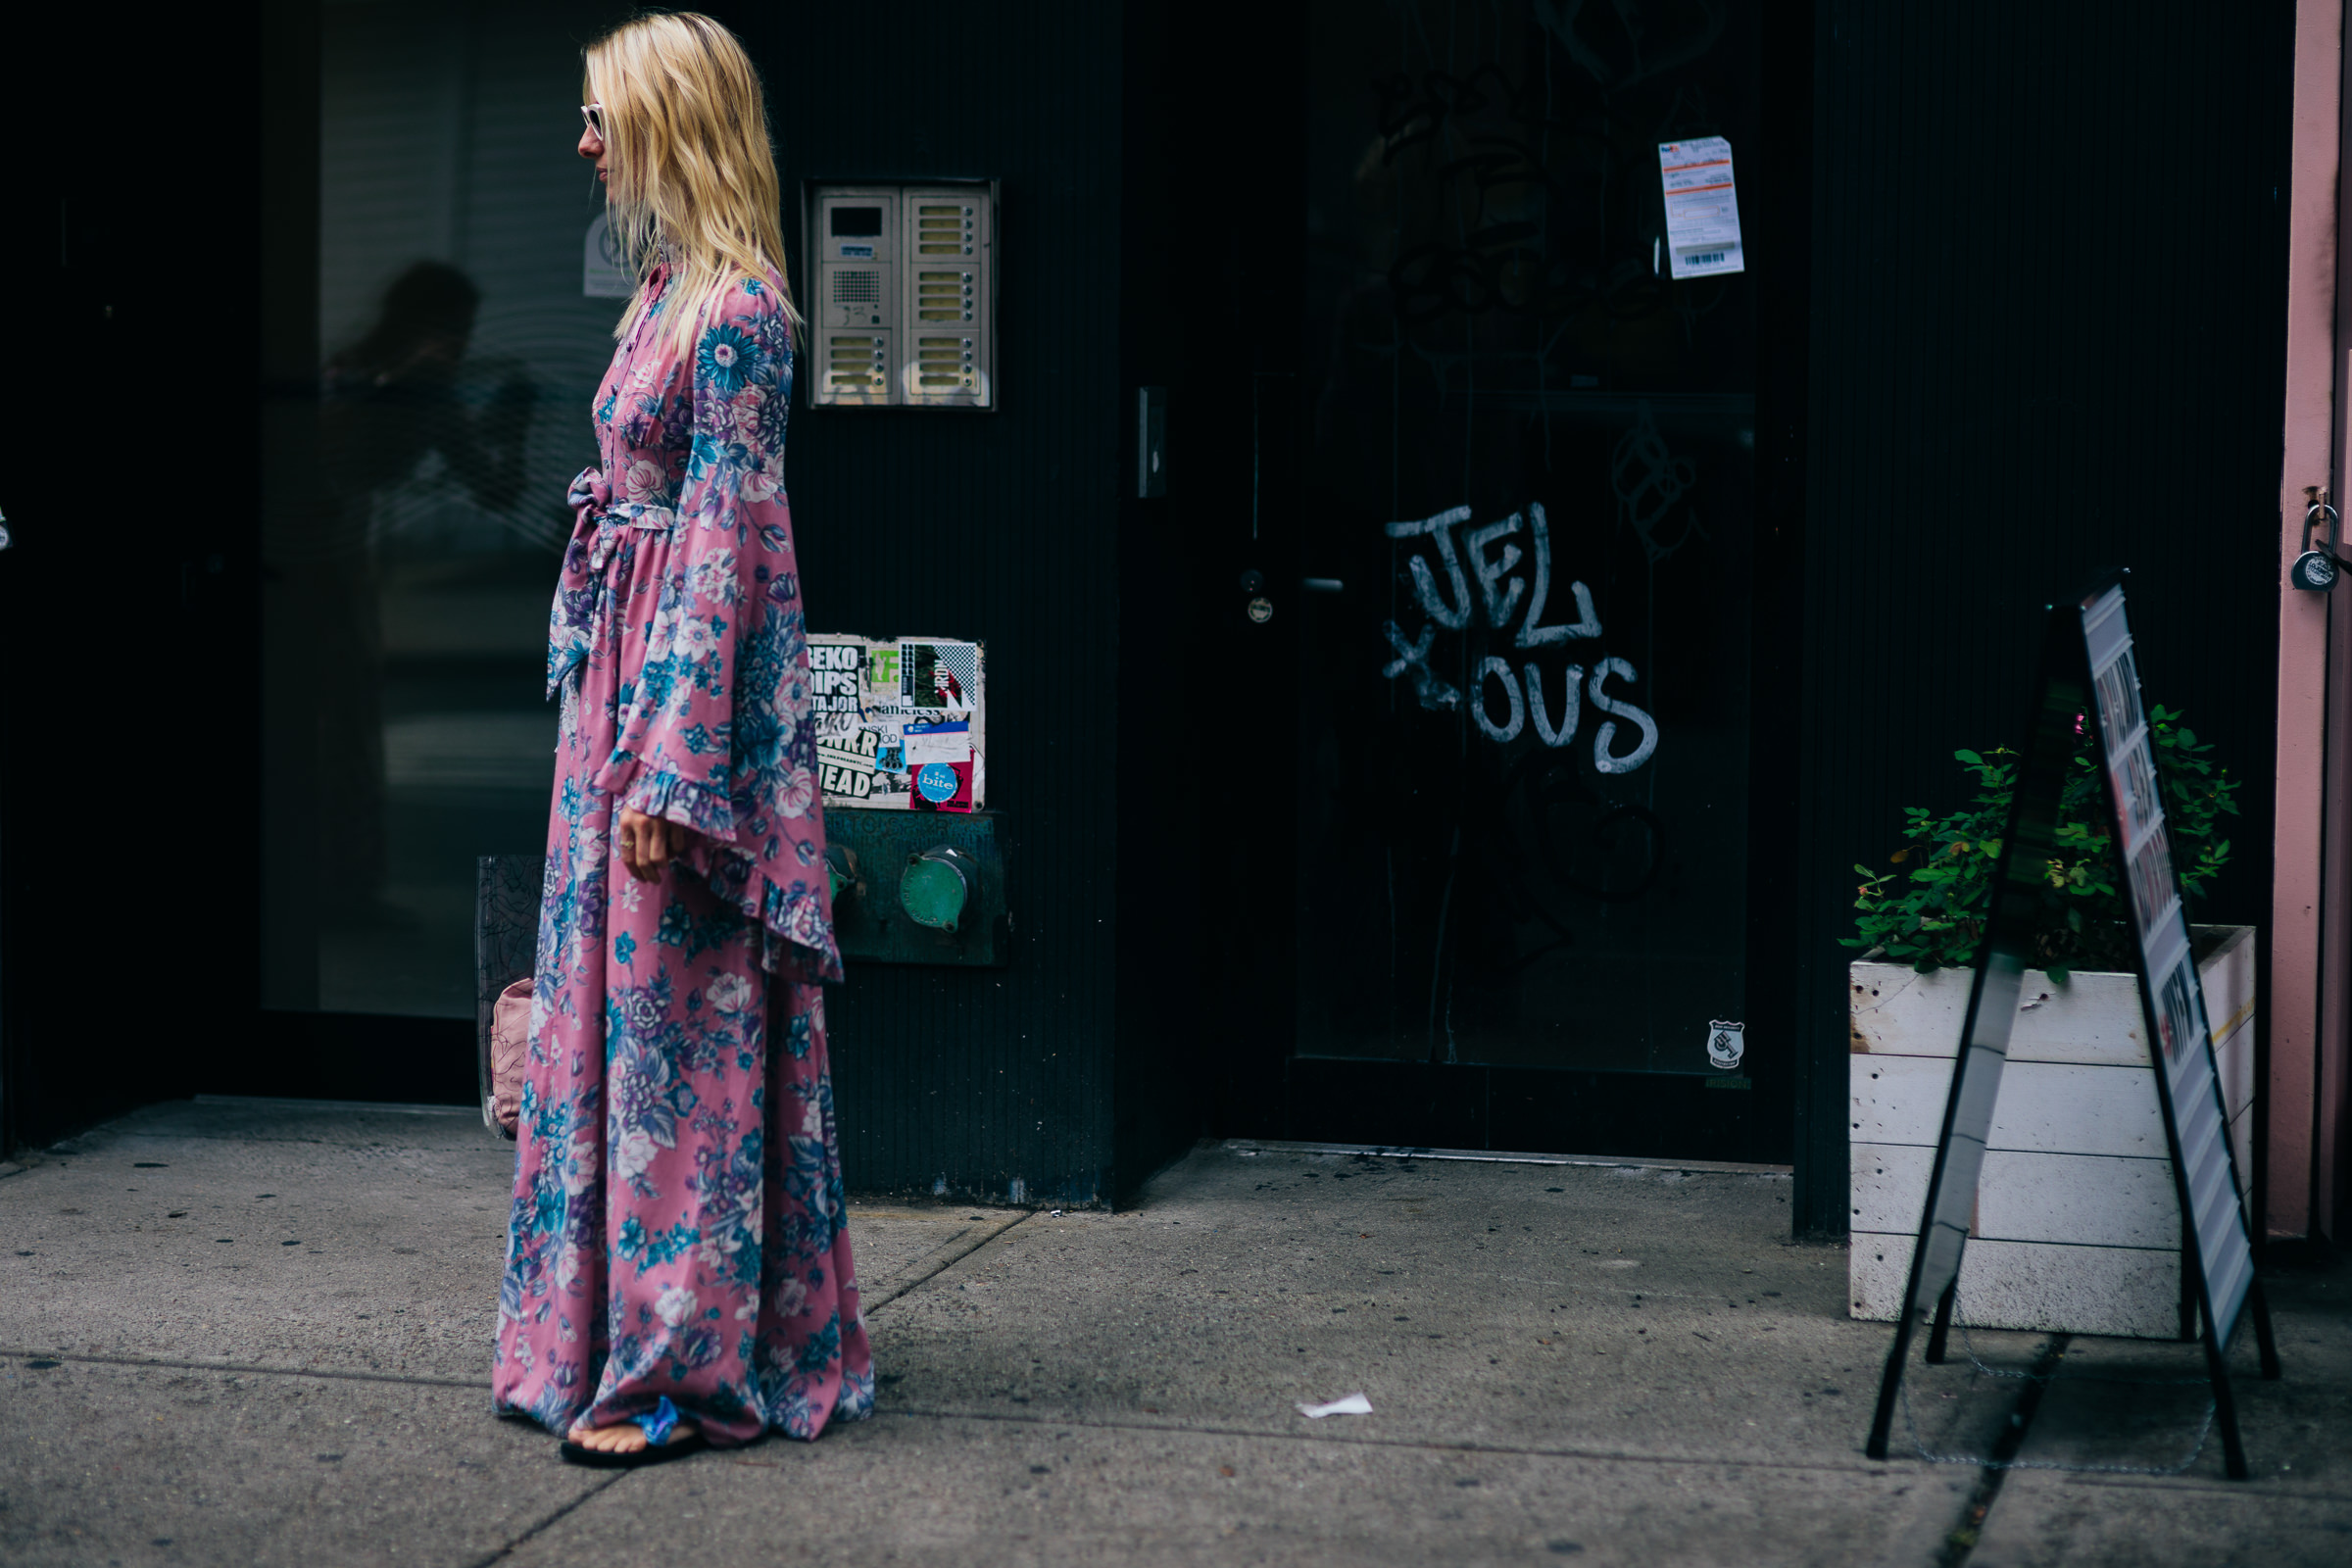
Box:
616, 764, 739, 842
685, 841, 846, 984
600, 759, 844, 982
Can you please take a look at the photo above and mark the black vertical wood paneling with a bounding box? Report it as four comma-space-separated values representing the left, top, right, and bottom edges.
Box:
0, 12, 259, 1153
1744, 0, 1817, 1186
1790, 2, 2296, 1233
719, 3, 1127, 1204
1171, 0, 1309, 1151
1109, 0, 1213, 1203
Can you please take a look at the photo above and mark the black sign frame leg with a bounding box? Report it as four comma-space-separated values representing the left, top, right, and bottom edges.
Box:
1923, 1278, 1958, 1365
1864, 571, 2279, 1478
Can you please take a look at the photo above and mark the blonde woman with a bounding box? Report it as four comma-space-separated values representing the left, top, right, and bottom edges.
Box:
493, 11, 871, 1466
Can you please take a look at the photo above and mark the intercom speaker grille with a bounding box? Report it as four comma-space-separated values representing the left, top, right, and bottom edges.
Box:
830, 270, 881, 305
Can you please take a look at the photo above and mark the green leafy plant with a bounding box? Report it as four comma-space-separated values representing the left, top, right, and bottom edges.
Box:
1843, 706, 2238, 979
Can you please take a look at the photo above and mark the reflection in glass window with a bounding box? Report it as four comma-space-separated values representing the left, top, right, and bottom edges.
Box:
269, 4, 628, 1016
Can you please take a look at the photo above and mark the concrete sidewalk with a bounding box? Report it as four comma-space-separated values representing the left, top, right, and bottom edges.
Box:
0, 1101, 2343, 1566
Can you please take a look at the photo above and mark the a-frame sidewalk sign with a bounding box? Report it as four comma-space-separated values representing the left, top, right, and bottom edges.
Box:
1862, 571, 2281, 1478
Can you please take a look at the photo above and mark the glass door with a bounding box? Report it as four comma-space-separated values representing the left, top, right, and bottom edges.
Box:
1294, 1, 1759, 1087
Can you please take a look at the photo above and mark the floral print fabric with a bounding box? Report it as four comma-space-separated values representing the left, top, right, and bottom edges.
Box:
493, 267, 872, 1445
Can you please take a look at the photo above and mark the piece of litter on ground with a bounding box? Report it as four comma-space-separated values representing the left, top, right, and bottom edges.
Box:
1297, 1393, 1373, 1419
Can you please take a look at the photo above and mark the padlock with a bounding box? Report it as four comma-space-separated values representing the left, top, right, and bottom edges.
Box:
2292, 500, 2340, 591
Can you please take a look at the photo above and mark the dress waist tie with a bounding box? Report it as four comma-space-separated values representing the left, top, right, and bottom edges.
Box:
547, 465, 681, 697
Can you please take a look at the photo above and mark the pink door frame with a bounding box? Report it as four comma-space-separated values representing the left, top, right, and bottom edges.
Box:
2277, 0, 2351, 1242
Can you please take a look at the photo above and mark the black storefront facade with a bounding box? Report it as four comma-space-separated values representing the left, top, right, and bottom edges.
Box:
0, 2, 2298, 1240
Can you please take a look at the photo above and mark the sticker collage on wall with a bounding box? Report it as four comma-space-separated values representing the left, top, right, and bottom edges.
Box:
808, 635, 986, 812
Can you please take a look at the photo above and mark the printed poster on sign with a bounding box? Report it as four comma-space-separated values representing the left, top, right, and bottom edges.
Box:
808, 633, 986, 812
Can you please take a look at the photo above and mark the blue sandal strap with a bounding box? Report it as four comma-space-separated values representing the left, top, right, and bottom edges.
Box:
633, 1396, 680, 1446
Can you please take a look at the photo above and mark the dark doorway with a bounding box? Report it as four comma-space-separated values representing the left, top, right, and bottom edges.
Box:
1208, 0, 1786, 1161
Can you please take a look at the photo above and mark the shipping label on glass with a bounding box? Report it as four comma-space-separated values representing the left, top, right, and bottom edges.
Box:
1657, 137, 1745, 279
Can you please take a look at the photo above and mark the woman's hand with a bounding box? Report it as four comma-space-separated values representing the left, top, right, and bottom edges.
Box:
617, 808, 681, 882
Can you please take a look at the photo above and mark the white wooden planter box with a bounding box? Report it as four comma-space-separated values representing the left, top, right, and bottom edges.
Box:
1848, 925, 2255, 1340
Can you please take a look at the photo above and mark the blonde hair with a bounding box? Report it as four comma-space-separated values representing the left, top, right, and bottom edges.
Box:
585, 11, 802, 358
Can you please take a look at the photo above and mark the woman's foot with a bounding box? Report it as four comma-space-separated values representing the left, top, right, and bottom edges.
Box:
564, 1419, 695, 1456
559, 1395, 704, 1467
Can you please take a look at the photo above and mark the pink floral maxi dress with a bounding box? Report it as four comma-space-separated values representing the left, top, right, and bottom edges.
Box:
493, 267, 874, 1445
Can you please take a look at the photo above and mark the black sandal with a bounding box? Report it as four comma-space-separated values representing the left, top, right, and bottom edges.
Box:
559, 1427, 706, 1467
560, 1396, 706, 1468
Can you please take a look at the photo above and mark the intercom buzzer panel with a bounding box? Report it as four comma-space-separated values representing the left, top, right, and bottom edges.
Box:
900, 185, 992, 409
815, 189, 897, 407
804, 179, 996, 411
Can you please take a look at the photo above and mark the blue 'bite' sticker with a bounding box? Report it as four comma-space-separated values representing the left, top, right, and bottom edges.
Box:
916, 763, 959, 804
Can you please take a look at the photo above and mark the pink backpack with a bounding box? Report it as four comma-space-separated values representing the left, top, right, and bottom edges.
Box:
488, 977, 532, 1138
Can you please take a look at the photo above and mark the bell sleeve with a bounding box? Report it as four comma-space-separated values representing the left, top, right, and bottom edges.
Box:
594, 276, 843, 982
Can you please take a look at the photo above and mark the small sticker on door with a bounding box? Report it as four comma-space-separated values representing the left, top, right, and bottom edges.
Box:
1706, 1020, 1745, 1071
